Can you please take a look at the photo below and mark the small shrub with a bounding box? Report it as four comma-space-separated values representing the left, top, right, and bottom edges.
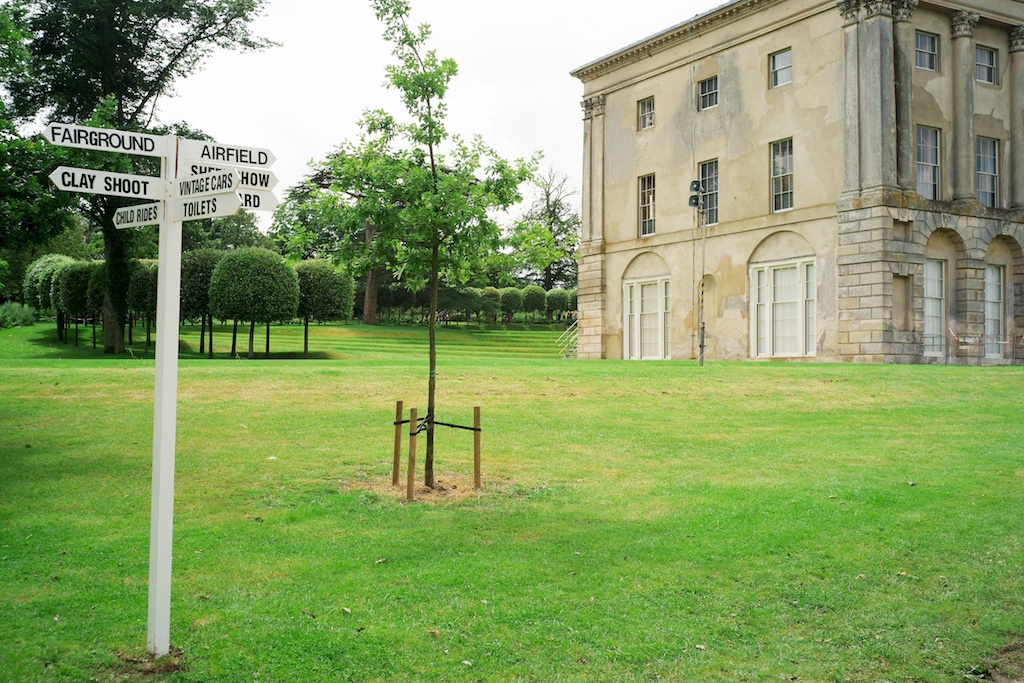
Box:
0, 302, 36, 328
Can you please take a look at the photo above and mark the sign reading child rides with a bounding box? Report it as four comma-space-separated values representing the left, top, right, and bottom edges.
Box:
43, 122, 278, 657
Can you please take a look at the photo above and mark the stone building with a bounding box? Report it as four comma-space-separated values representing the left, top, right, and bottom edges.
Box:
571, 0, 1024, 363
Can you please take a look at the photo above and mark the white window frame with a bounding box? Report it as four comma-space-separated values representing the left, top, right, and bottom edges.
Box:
623, 277, 671, 360
985, 264, 1005, 357
700, 159, 719, 226
638, 97, 655, 130
916, 126, 940, 200
750, 258, 816, 358
699, 76, 719, 110
770, 49, 792, 88
639, 174, 655, 237
924, 258, 945, 356
977, 137, 998, 207
771, 139, 793, 213
916, 32, 938, 71
976, 46, 997, 84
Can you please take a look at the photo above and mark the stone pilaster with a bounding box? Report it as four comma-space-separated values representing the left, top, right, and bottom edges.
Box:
893, 0, 918, 191
839, 0, 861, 193
578, 95, 607, 359
859, 0, 898, 192
1011, 27, 1024, 209
951, 11, 979, 201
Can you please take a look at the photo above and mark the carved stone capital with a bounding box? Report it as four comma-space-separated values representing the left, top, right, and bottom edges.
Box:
951, 11, 979, 39
582, 95, 606, 120
891, 0, 917, 22
1011, 26, 1024, 53
863, 0, 893, 18
837, 0, 860, 23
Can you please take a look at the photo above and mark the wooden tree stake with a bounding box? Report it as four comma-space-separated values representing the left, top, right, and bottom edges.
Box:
392, 400, 403, 486
407, 408, 417, 501
473, 406, 481, 490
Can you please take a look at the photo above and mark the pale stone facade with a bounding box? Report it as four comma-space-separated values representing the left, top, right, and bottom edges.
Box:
572, 0, 1024, 363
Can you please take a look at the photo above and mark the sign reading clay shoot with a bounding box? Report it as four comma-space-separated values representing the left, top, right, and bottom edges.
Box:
49, 167, 164, 200
43, 121, 278, 659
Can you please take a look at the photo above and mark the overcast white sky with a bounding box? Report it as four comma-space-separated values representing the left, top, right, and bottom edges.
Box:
158, 0, 721, 220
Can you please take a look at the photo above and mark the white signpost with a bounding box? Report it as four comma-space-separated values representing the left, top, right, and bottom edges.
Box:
45, 124, 278, 658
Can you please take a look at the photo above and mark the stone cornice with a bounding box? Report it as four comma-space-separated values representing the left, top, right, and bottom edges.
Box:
570, 0, 787, 82
951, 10, 980, 38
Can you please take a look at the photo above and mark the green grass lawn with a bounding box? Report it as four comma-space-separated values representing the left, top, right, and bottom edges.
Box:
1, 322, 1023, 682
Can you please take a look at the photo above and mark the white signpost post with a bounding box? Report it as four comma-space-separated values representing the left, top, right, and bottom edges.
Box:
44, 122, 278, 658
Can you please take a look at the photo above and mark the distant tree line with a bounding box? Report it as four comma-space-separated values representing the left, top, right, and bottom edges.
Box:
22, 249, 354, 359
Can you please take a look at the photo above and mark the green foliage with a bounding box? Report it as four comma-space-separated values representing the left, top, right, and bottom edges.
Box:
295, 259, 354, 323
521, 284, 546, 317
506, 168, 580, 289
126, 260, 157, 318
86, 261, 106, 314
22, 253, 73, 310
546, 288, 569, 317
0, 256, 8, 294
0, 301, 34, 327
482, 286, 501, 322
57, 260, 94, 318
499, 286, 523, 317
180, 249, 225, 323
184, 211, 274, 252
209, 248, 299, 325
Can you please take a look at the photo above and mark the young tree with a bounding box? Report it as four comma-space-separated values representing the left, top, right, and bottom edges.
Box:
6, 0, 273, 353
500, 287, 523, 323
325, 0, 535, 486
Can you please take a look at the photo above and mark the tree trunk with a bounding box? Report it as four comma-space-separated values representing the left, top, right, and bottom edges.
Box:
101, 224, 128, 354
304, 317, 309, 359
145, 315, 152, 354
128, 312, 134, 346
248, 321, 255, 360
231, 320, 238, 356
362, 221, 380, 325
92, 316, 97, 349
74, 319, 79, 347
424, 241, 440, 489
208, 314, 214, 359
265, 322, 270, 357
199, 316, 206, 354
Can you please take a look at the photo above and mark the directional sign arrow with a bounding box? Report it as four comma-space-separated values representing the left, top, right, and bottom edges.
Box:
178, 139, 276, 168
49, 166, 165, 200
183, 161, 279, 192
174, 191, 243, 222
175, 168, 239, 199
44, 123, 169, 158
113, 202, 163, 230
237, 190, 280, 212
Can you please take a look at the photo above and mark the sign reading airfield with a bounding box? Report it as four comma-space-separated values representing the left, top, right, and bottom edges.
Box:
178, 138, 276, 168
43, 121, 278, 659
49, 166, 163, 200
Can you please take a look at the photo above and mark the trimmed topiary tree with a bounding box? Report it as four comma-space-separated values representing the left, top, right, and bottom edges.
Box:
546, 287, 569, 321
58, 261, 95, 346
295, 259, 355, 359
209, 248, 299, 359
127, 260, 158, 353
482, 286, 501, 323
568, 288, 578, 315
181, 249, 225, 358
499, 286, 523, 323
24, 254, 75, 341
522, 284, 547, 322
